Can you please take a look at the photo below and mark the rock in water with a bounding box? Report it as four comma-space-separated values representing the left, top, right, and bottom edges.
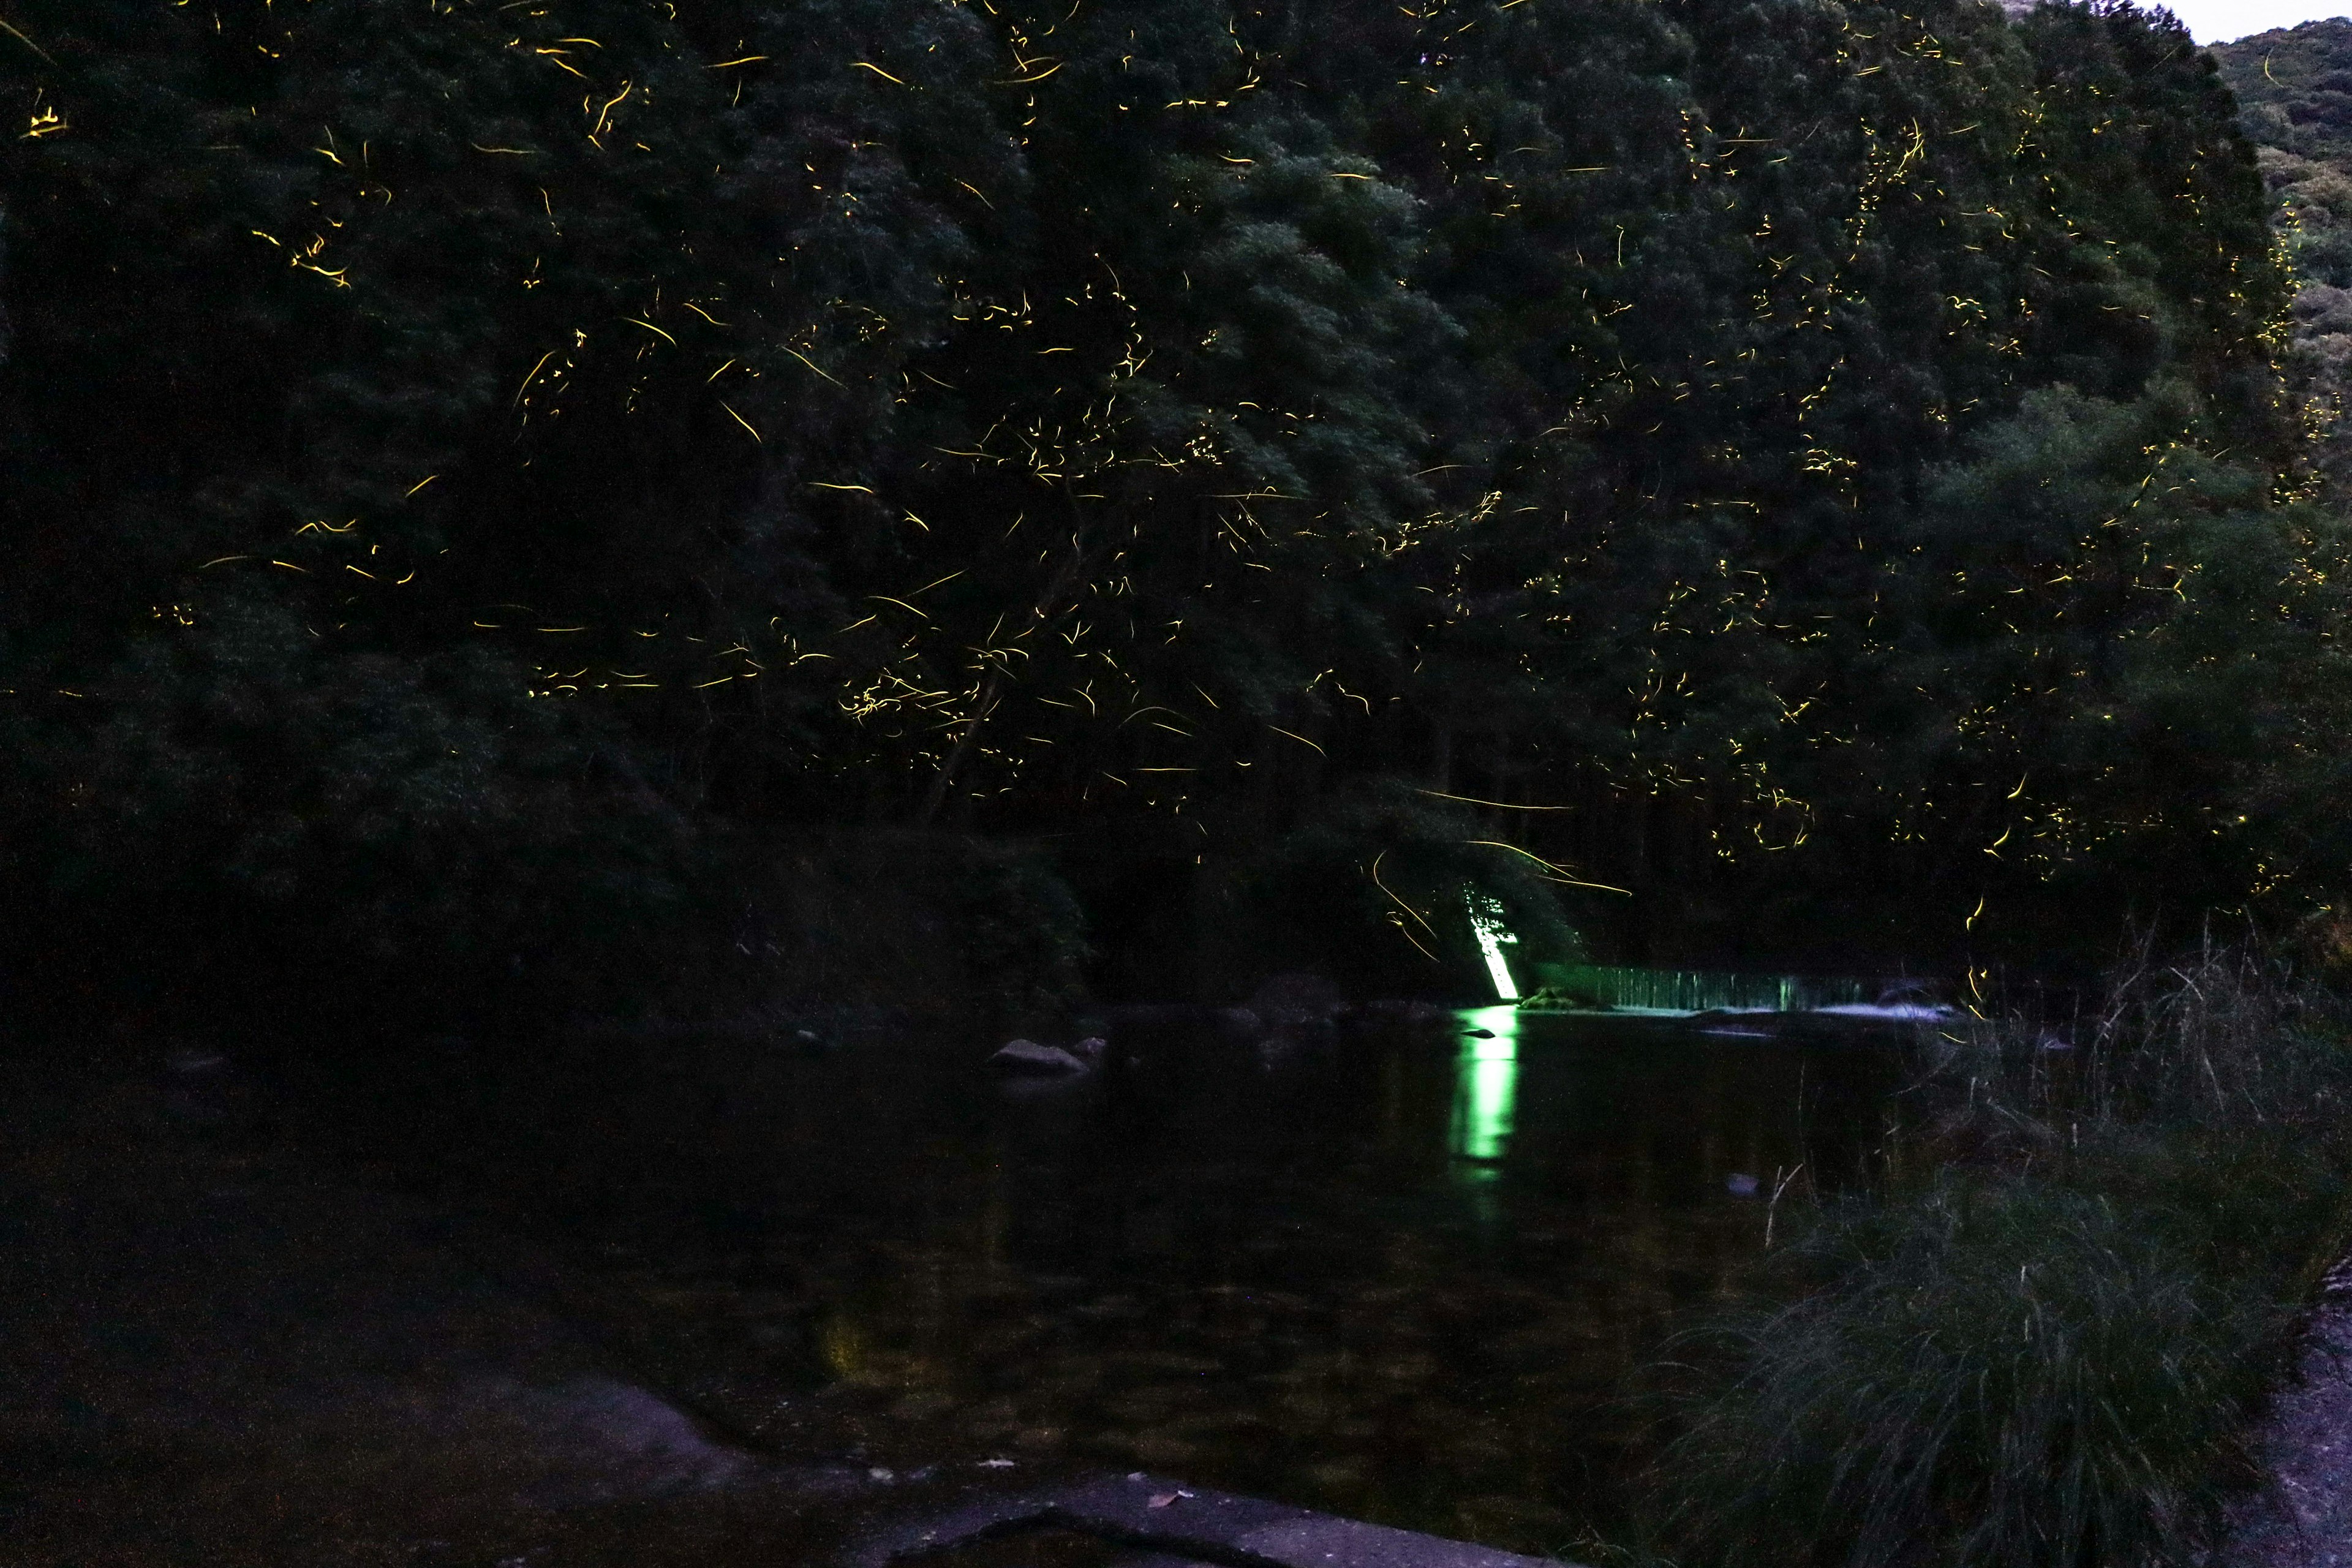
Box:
1213, 1006, 1264, 1041
986, 1039, 1091, 1076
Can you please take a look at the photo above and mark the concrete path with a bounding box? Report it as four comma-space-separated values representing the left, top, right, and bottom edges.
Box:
842, 1471, 1568, 1568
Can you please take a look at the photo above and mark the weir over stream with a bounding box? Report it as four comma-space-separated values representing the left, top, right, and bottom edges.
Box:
1530, 965, 1875, 1013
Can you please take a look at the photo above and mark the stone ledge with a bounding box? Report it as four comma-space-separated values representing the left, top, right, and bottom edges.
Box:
841, 1470, 1575, 1568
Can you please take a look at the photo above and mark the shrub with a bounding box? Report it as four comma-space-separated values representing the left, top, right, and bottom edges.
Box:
1654, 1178, 2275, 1568
1645, 943, 2352, 1568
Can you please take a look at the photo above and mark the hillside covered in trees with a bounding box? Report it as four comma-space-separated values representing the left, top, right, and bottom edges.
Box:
2217, 21, 2352, 483
1, 0, 2343, 1036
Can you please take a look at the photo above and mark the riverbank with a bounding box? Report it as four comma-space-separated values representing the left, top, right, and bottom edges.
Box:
1631, 946, 2352, 1567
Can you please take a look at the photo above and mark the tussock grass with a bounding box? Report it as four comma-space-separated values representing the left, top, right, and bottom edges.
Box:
1640, 940, 2352, 1568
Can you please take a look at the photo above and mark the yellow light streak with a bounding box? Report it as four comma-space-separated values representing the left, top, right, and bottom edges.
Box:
1417, 788, 1570, 811
405, 475, 439, 496
704, 55, 771, 67
624, 317, 676, 345
1466, 840, 1632, 894
1389, 913, 1440, 963
783, 346, 844, 385
1371, 851, 1439, 938
590, 82, 633, 139
0, 17, 55, 65
851, 61, 909, 85
1267, 725, 1324, 755
513, 349, 559, 405
720, 401, 761, 442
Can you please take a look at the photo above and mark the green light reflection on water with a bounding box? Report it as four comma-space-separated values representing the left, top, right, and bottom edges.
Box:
1452, 1005, 1522, 1170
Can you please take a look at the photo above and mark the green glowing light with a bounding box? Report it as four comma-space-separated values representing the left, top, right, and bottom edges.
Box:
1465, 891, 1520, 1000
1452, 1006, 1520, 1165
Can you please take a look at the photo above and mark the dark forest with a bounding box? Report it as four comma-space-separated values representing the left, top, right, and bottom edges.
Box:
23, 7, 2352, 1568
2, 0, 2342, 1029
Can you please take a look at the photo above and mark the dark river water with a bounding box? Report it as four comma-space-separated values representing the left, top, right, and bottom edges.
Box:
353, 1006, 1923, 1556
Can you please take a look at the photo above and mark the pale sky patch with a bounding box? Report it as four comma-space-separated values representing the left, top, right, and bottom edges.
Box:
2154, 0, 2350, 45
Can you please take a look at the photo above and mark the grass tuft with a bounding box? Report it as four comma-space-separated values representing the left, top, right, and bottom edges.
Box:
1639, 938, 2352, 1568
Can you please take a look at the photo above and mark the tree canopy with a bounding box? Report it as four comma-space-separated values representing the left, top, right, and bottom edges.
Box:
0, 0, 2339, 1024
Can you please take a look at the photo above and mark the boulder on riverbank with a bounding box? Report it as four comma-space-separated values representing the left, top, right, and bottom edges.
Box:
0, 1066, 892, 1567
986, 1039, 1093, 1076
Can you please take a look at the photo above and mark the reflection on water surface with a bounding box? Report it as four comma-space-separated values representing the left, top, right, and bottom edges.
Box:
1453, 1006, 1521, 1168
387, 1009, 1915, 1554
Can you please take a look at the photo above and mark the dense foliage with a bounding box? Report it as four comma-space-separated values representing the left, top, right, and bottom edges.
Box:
1647, 945, 2352, 1568
2216, 23, 2352, 483
0, 0, 2341, 1028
